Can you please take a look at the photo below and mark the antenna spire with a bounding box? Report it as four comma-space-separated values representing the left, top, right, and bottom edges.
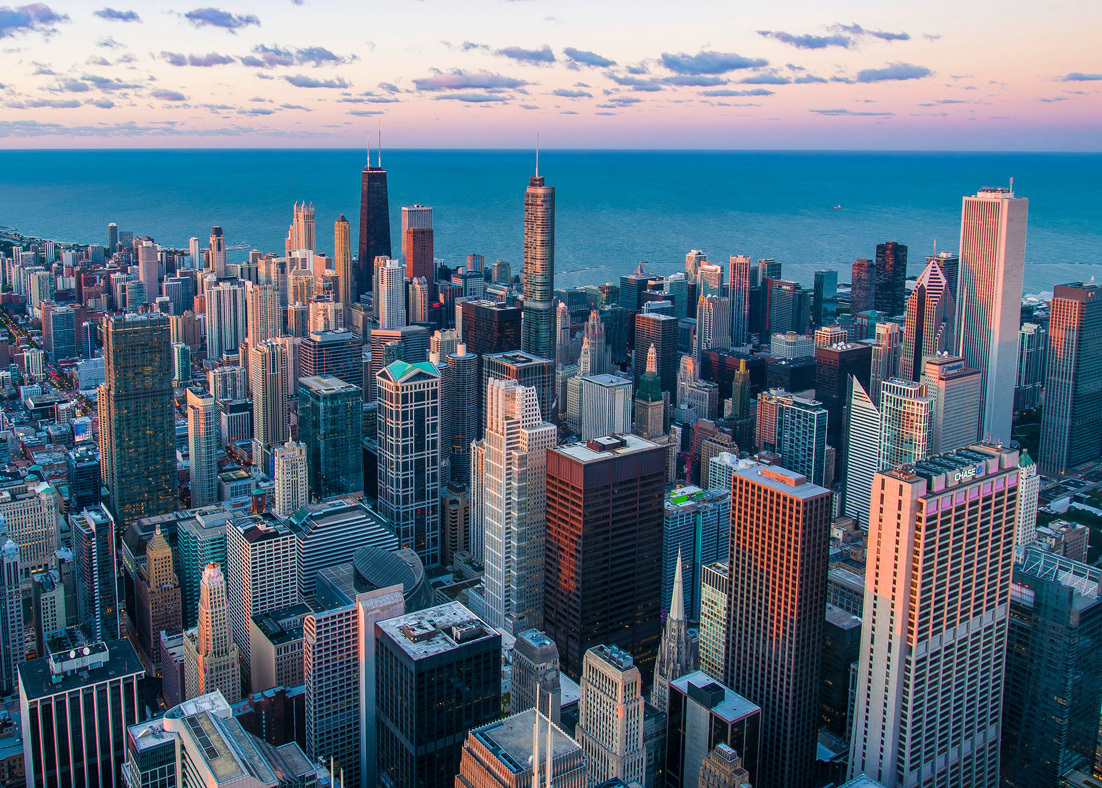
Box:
367, 133, 371, 167
377, 127, 382, 169
535, 131, 540, 177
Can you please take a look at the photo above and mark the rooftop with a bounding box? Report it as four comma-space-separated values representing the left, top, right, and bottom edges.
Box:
377, 601, 498, 660
554, 433, 658, 464
670, 670, 760, 723
19, 638, 144, 702
733, 463, 830, 501
251, 603, 311, 646
825, 604, 862, 631
471, 709, 581, 774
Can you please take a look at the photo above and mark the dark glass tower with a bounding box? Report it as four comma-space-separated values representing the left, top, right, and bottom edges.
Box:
850, 258, 876, 315
358, 149, 391, 300
522, 172, 555, 361
298, 375, 364, 500
874, 241, 908, 315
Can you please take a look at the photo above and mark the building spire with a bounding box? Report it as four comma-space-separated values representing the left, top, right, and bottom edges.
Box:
377, 128, 382, 168
646, 343, 657, 375
670, 546, 685, 622
535, 131, 540, 177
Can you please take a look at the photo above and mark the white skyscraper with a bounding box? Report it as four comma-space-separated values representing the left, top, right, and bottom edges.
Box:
376, 257, 407, 330
206, 282, 247, 361
955, 187, 1028, 445
922, 354, 981, 454
251, 340, 289, 474
581, 310, 610, 375
1015, 451, 1040, 548
580, 374, 632, 441
575, 644, 646, 785
210, 226, 227, 279
868, 322, 901, 406
695, 295, 732, 360
0, 536, 20, 693
843, 379, 882, 531
729, 255, 751, 345
850, 445, 1019, 788
186, 388, 218, 508
246, 282, 281, 347
137, 239, 159, 305
471, 378, 556, 634
189, 236, 201, 270
273, 440, 308, 517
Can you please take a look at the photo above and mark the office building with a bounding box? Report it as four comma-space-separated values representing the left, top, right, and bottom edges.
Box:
634, 311, 677, 396
19, 639, 144, 787
187, 388, 219, 508
727, 464, 831, 788
868, 322, 901, 406
1015, 450, 1039, 547
575, 645, 646, 785
849, 445, 1020, 788
172, 342, 191, 387
471, 379, 556, 634
248, 603, 308, 691
303, 598, 362, 787
1038, 282, 1102, 473
1014, 322, 1046, 412
246, 282, 281, 348
402, 205, 435, 294
652, 552, 698, 713
286, 201, 316, 253
582, 310, 611, 375
182, 562, 242, 703
300, 329, 361, 388
98, 313, 176, 525
775, 393, 829, 487
820, 605, 862, 741
481, 350, 555, 435
698, 561, 729, 682
816, 342, 871, 470
522, 169, 556, 361
0, 538, 21, 693
176, 513, 229, 629
878, 378, 933, 469
458, 299, 523, 355
250, 340, 289, 473
955, 187, 1028, 445
72, 505, 120, 642
850, 258, 875, 315
665, 672, 761, 788
367, 324, 430, 399
272, 440, 308, 517
206, 282, 247, 361
299, 375, 364, 500
922, 355, 981, 454
512, 629, 563, 721
730, 255, 752, 344
455, 708, 588, 788
333, 213, 353, 313
377, 361, 441, 565
376, 602, 501, 788
874, 242, 908, 316
580, 374, 632, 440
42, 303, 76, 362
1001, 547, 1102, 788
544, 435, 665, 681
634, 345, 666, 439
696, 295, 733, 358
812, 268, 838, 328
899, 259, 954, 381
443, 345, 478, 484
663, 487, 729, 621
770, 331, 814, 359
358, 146, 391, 299
0, 480, 60, 575
134, 524, 182, 665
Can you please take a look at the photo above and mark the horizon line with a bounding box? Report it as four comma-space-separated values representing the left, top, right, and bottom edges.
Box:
1, 146, 1101, 155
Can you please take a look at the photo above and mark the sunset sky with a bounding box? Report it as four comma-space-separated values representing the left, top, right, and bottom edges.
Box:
0, 0, 1099, 149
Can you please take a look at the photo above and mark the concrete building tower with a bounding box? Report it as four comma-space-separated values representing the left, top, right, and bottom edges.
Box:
183, 562, 241, 702
899, 259, 954, 382
186, 388, 218, 507
651, 548, 699, 713
583, 310, 610, 375
246, 282, 281, 348
634, 344, 666, 439
868, 322, 901, 406
251, 339, 289, 474
210, 226, 227, 278
334, 213, 353, 320
376, 256, 407, 330
921, 354, 981, 454
273, 439, 308, 517
358, 138, 391, 301
575, 644, 646, 785
0, 536, 21, 693
135, 524, 182, 665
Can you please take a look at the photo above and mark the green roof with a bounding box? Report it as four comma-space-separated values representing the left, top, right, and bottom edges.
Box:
382, 359, 438, 382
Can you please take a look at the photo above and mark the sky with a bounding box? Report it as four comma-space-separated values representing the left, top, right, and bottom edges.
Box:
0, 0, 1099, 149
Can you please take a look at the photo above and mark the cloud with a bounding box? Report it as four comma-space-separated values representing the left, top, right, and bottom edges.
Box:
856, 63, 931, 82
239, 107, 274, 115
740, 73, 791, 85
602, 95, 642, 105
97, 36, 122, 48
338, 94, 399, 104
52, 78, 91, 93
918, 99, 967, 106
563, 47, 615, 67
93, 7, 139, 22
82, 73, 142, 91
662, 75, 727, 87
608, 73, 662, 91
495, 44, 554, 64
280, 103, 309, 110
348, 109, 383, 116
0, 118, 314, 139
660, 50, 768, 75
810, 107, 895, 116
86, 55, 111, 66
378, 82, 400, 93
794, 74, 828, 84
87, 97, 114, 108
835, 23, 910, 42
413, 68, 529, 91
296, 46, 346, 66
0, 3, 69, 39
434, 92, 512, 102
151, 88, 187, 101
1038, 96, 1067, 103
552, 88, 592, 98
21, 97, 80, 108
1061, 72, 1102, 82
283, 74, 348, 88
702, 87, 774, 97
183, 7, 259, 32
757, 30, 851, 49
519, 103, 538, 110
162, 50, 235, 67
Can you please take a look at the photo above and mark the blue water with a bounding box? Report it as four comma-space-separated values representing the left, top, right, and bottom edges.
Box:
1, 149, 1100, 294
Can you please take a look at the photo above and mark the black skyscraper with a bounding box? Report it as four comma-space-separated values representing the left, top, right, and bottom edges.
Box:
358, 147, 391, 300
874, 241, 907, 316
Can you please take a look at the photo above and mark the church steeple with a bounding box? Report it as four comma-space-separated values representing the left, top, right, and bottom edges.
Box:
651, 546, 699, 712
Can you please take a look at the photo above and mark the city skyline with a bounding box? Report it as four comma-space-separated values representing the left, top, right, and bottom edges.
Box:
0, 1, 1097, 150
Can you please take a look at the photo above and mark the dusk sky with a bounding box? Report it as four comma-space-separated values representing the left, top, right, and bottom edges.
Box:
0, 0, 1099, 149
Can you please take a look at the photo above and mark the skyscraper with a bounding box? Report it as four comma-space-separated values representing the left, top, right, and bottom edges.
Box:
334, 214, 354, 317
544, 435, 665, 680
874, 241, 908, 316
134, 524, 181, 666
98, 313, 176, 525
512, 629, 563, 721
376, 256, 407, 329
634, 312, 678, 398
955, 186, 1028, 445
1015, 450, 1039, 547
304, 598, 363, 787
812, 268, 838, 328
652, 551, 698, 713
698, 561, 729, 682
455, 708, 587, 788
899, 259, 954, 381
186, 388, 218, 507
1014, 322, 1046, 412
878, 378, 933, 470
921, 354, 981, 454
299, 375, 364, 500
868, 322, 902, 406
272, 439, 308, 517
137, 238, 159, 306
402, 205, 435, 299
726, 463, 831, 788
580, 374, 632, 440
634, 345, 666, 439
250, 339, 289, 473
581, 310, 611, 375
471, 379, 556, 634
1038, 282, 1102, 474
775, 393, 829, 487
575, 644, 646, 785
358, 145, 391, 300
0, 538, 19, 693
182, 562, 241, 702
209, 226, 226, 278
377, 361, 441, 565
850, 258, 875, 315
444, 345, 478, 484
245, 281, 281, 348
481, 350, 556, 434
206, 281, 247, 361
815, 342, 871, 472
696, 295, 733, 359
849, 445, 1019, 788
730, 255, 752, 345
286, 201, 317, 253
522, 167, 556, 361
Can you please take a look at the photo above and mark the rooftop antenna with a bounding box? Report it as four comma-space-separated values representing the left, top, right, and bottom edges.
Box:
367, 133, 371, 167
531, 686, 541, 788
1009, 175, 1014, 194
544, 702, 553, 788
377, 127, 382, 169
932, 238, 937, 256
536, 131, 540, 177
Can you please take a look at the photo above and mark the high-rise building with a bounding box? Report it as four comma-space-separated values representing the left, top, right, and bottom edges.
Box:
19, 639, 144, 787
358, 146, 391, 300
575, 644, 646, 785
98, 313, 176, 525
663, 487, 730, 620
696, 295, 733, 359
850, 258, 876, 315
134, 523, 182, 665
377, 361, 440, 565
1001, 547, 1102, 788
730, 255, 752, 345
443, 345, 478, 484
842, 378, 880, 529
698, 561, 729, 682
956, 186, 1028, 445
868, 322, 901, 406
1015, 450, 1039, 547
182, 562, 242, 702
899, 260, 954, 382
652, 552, 698, 713
580, 374, 632, 440
72, 504, 120, 642
726, 463, 831, 788
0, 538, 19, 693
172, 341, 191, 387
874, 242, 907, 316
1014, 322, 1046, 412
816, 342, 871, 472
634, 312, 679, 398
375, 602, 501, 788
206, 281, 247, 361
272, 440, 308, 517
666, 672, 762, 788
812, 269, 839, 328
210, 226, 227, 278
402, 205, 435, 298
878, 378, 933, 469
820, 605, 862, 742
245, 282, 281, 348
922, 354, 981, 454
470, 379, 555, 634
334, 213, 353, 313
512, 629, 563, 721
544, 435, 665, 680
186, 388, 218, 507
634, 344, 667, 439
250, 339, 289, 473
522, 169, 556, 361
300, 328, 362, 388
299, 375, 364, 500
1038, 282, 1102, 473
481, 350, 556, 434
850, 445, 1019, 788
0, 479, 60, 575
698, 744, 753, 788
455, 708, 587, 788
775, 393, 829, 487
